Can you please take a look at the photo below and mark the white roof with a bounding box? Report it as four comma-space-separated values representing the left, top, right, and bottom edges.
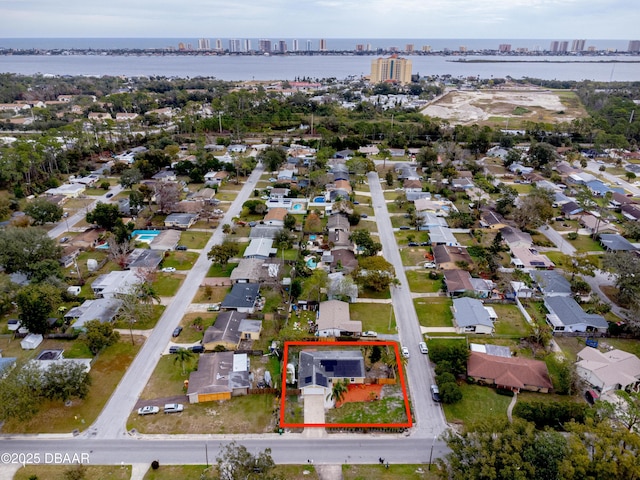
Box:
577, 347, 640, 390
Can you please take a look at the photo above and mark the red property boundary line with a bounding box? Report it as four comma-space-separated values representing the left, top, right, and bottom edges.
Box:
279, 340, 413, 429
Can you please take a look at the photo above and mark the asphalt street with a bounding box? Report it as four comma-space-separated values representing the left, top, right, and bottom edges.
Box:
86, 165, 264, 439
367, 172, 447, 439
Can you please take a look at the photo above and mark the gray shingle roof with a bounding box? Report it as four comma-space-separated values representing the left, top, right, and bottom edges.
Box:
453, 297, 493, 329
531, 270, 572, 296
599, 234, 637, 251
298, 350, 365, 388
545, 296, 608, 329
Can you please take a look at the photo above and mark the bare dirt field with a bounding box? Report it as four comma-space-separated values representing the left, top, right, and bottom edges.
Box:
421, 86, 588, 126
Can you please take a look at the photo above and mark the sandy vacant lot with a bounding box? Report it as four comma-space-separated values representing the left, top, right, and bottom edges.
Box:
421, 87, 587, 126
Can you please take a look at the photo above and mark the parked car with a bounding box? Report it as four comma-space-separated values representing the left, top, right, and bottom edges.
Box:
418, 342, 429, 354
430, 384, 441, 402
399, 226, 411, 230
7, 319, 20, 331
138, 406, 160, 415
424, 262, 436, 269
169, 346, 181, 354
172, 326, 183, 337
401, 346, 410, 358
175, 245, 187, 251
189, 345, 204, 353
59, 236, 69, 243
360, 214, 368, 218
207, 303, 221, 312
162, 267, 176, 273
361, 331, 378, 338
420, 242, 429, 246
106, 193, 113, 198
164, 403, 184, 414
408, 242, 419, 247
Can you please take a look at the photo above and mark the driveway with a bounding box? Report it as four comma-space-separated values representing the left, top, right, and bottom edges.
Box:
539, 225, 576, 255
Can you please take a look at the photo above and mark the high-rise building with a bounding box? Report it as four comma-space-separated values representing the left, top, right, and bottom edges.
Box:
306, 40, 312, 51
259, 39, 272, 53
229, 39, 242, 53
549, 41, 559, 52
459, 46, 467, 53
498, 44, 511, 53
405, 44, 414, 53
356, 44, 365, 52
215, 39, 223, 51
558, 41, 568, 53
319, 39, 327, 51
198, 38, 210, 50
571, 39, 586, 52
629, 40, 640, 52
370, 54, 412, 85
292, 39, 298, 51
278, 40, 287, 53
178, 42, 186, 51
422, 45, 431, 52
243, 39, 252, 52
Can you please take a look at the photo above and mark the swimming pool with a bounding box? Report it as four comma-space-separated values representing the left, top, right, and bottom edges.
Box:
306, 258, 317, 269
312, 196, 325, 203
292, 203, 302, 210
132, 229, 161, 243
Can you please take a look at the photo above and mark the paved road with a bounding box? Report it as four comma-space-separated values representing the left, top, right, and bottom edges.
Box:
47, 185, 124, 240
367, 172, 447, 439
0, 436, 449, 466
85, 165, 264, 439
539, 225, 576, 256
585, 160, 640, 196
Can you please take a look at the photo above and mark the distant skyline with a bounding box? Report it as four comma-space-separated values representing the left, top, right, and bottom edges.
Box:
1, 0, 639, 39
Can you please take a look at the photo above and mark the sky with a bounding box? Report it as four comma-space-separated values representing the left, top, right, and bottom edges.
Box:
0, 0, 638, 39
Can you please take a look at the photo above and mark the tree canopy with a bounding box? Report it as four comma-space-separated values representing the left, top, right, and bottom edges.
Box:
0, 227, 61, 278
24, 197, 63, 225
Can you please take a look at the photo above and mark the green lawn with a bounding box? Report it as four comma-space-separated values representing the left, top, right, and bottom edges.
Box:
350, 303, 396, 334
343, 464, 438, 480
326, 385, 408, 424
206, 262, 239, 277
113, 304, 166, 330
179, 231, 212, 249
391, 216, 412, 228
399, 246, 431, 266
358, 287, 392, 300
161, 251, 199, 270
414, 298, 453, 327
566, 234, 605, 253
153, 273, 184, 296
442, 383, 513, 427
15, 465, 132, 480
491, 304, 530, 337
405, 270, 443, 293
144, 465, 321, 480
1, 339, 141, 433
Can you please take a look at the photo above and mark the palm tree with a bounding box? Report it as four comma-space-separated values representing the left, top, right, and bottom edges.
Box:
173, 348, 195, 375
326, 379, 349, 407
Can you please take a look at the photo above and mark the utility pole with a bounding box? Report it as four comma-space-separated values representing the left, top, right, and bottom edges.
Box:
218, 112, 222, 134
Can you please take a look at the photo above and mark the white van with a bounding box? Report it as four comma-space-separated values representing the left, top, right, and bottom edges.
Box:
164, 403, 184, 414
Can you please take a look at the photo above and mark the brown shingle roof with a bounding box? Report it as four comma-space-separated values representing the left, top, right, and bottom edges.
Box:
467, 351, 553, 390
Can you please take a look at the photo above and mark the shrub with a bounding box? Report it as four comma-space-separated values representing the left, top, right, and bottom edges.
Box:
496, 388, 515, 397
513, 400, 587, 430
440, 382, 463, 404
567, 232, 578, 240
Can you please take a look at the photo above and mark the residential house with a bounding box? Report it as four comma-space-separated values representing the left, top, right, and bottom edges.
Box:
428, 226, 460, 246
443, 270, 474, 296
395, 164, 420, 181
164, 213, 198, 229
244, 238, 277, 259
467, 351, 553, 393
432, 245, 473, 270
413, 198, 454, 217
92, 270, 142, 298
329, 249, 358, 274
510, 245, 554, 269
575, 346, 640, 393
544, 296, 609, 333
125, 248, 164, 271
263, 207, 288, 227
151, 169, 177, 183
579, 214, 618, 235
510, 281, 536, 299
64, 298, 123, 330
269, 188, 290, 201
561, 201, 583, 217
87, 112, 113, 121
417, 211, 448, 230
44, 184, 86, 198
277, 169, 296, 183
621, 203, 640, 221
202, 311, 262, 351
599, 233, 637, 252
530, 270, 572, 297
30, 349, 92, 374
249, 225, 282, 239
358, 145, 379, 156
451, 177, 474, 191
230, 258, 281, 284
115, 112, 138, 122
508, 163, 534, 175
326, 214, 350, 233
500, 226, 533, 248
403, 179, 423, 193
298, 350, 365, 408
480, 210, 508, 230
221, 283, 261, 314
149, 230, 181, 251
317, 300, 362, 337
187, 352, 251, 403
452, 297, 495, 334
204, 171, 228, 186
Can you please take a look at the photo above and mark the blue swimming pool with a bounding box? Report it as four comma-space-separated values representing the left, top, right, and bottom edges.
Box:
292, 203, 302, 210
312, 196, 325, 203
131, 229, 161, 243
306, 258, 317, 269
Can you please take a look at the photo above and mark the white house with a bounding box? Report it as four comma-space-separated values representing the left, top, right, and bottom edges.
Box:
576, 347, 640, 393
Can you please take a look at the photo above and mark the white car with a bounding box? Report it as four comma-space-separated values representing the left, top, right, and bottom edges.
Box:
424, 262, 436, 269
164, 403, 184, 414
137, 406, 160, 415
361, 331, 378, 338
401, 346, 410, 358
162, 267, 176, 273
419, 342, 429, 354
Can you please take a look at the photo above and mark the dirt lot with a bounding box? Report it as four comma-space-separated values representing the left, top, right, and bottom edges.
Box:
421, 85, 588, 126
